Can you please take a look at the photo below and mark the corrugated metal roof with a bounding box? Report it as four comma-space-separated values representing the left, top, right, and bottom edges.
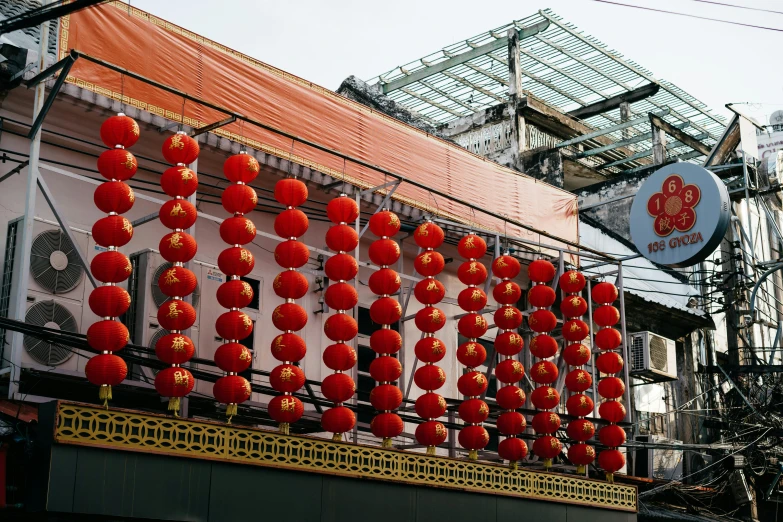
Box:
0, 0, 59, 58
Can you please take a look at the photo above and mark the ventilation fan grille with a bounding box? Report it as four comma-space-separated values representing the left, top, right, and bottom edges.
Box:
23, 300, 77, 365
30, 229, 84, 294
146, 328, 170, 375
630, 334, 645, 372
151, 263, 200, 310
649, 335, 669, 372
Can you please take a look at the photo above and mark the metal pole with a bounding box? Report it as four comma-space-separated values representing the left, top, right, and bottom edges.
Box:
618, 262, 633, 438
742, 150, 756, 261
587, 280, 597, 417
9, 6, 50, 399
180, 155, 198, 419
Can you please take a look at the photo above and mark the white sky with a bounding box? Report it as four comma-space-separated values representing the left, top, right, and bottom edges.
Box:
131, 0, 782, 124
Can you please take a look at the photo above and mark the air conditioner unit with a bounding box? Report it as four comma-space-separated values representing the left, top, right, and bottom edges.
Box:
629, 331, 677, 382
0, 217, 103, 373
634, 435, 683, 480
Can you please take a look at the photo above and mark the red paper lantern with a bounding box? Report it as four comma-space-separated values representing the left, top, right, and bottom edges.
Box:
325, 224, 358, 252
459, 425, 490, 451
157, 299, 196, 331
97, 148, 138, 181
92, 215, 133, 248
219, 216, 256, 245
416, 421, 448, 447
415, 278, 446, 305
414, 364, 447, 391
368, 268, 401, 295
526, 285, 554, 309
598, 449, 625, 473
159, 231, 197, 263
91, 251, 131, 283
598, 377, 625, 399
213, 342, 252, 372
457, 262, 488, 287
498, 437, 528, 462
268, 395, 304, 424
325, 253, 358, 281
370, 384, 402, 410
494, 331, 524, 356
326, 195, 359, 223
370, 297, 402, 325
495, 359, 525, 384
324, 313, 358, 342
321, 406, 355, 435
323, 343, 356, 371
597, 352, 624, 375
592, 282, 618, 304
415, 336, 446, 363
222, 184, 257, 216
162, 132, 200, 165
457, 234, 487, 259
530, 360, 558, 384
414, 251, 445, 277
88, 285, 131, 318
271, 333, 307, 362
496, 385, 526, 410
370, 329, 402, 354
414, 222, 444, 249
369, 356, 402, 383
457, 313, 488, 338
217, 247, 255, 277
495, 306, 523, 330
559, 271, 586, 293
562, 343, 591, 367
528, 259, 555, 283
86, 320, 128, 352
274, 178, 308, 208
160, 199, 197, 231
274, 209, 308, 239
155, 333, 196, 365
155, 367, 195, 398
456, 341, 487, 368
157, 265, 197, 299
415, 392, 447, 419
599, 425, 626, 447
560, 295, 588, 318
594, 305, 620, 327
221, 153, 260, 184
454, 284, 488, 311
528, 309, 557, 333
565, 369, 593, 392
497, 411, 526, 435
532, 411, 561, 434
457, 370, 488, 396
216, 310, 253, 340
324, 282, 357, 310
595, 328, 622, 350
529, 334, 558, 358
368, 238, 400, 266
94, 181, 135, 214
272, 303, 307, 332
415, 306, 446, 333
85, 353, 127, 386
491, 255, 520, 279
270, 364, 306, 393
566, 394, 594, 417
533, 435, 562, 459
369, 211, 401, 237
530, 386, 560, 410
217, 279, 255, 309
568, 443, 596, 468
100, 114, 140, 148
322, 373, 355, 403
562, 319, 589, 342
162, 166, 199, 198
567, 419, 595, 442
493, 281, 521, 305
370, 412, 403, 439
459, 398, 490, 424
599, 400, 626, 422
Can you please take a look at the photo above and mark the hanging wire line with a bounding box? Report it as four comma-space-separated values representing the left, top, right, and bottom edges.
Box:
688, 0, 783, 15
591, 0, 783, 32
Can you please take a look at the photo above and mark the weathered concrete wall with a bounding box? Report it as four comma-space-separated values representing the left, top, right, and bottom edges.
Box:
520, 149, 564, 188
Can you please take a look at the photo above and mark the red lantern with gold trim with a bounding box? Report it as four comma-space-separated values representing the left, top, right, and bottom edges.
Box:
497, 411, 526, 435
268, 394, 304, 424
85, 353, 127, 388
274, 178, 308, 207
532, 411, 561, 434
324, 282, 358, 310
495, 306, 523, 330
86, 320, 128, 352
493, 281, 521, 305
533, 435, 562, 459
530, 360, 558, 384
157, 299, 196, 331
567, 419, 595, 442
159, 231, 197, 263
459, 425, 490, 451
494, 331, 524, 356
528, 309, 557, 333
271, 333, 306, 362
325, 224, 358, 252
368, 268, 401, 295
217, 279, 255, 309
415, 278, 446, 305
527, 284, 555, 308
155, 334, 196, 365
322, 373, 355, 403
414, 222, 445, 249
598, 449, 625, 474
415, 306, 446, 333
272, 303, 307, 332
562, 319, 589, 342
594, 305, 620, 327
568, 443, 595, 471
370, 412, 403, 439
560, 295, 588, 318
496, 359, 526, 384
160, 199, 197, 230
496, 385, 526, 410
274, 208, 309, 239
529, 334, 558, 358
562, 343, 591, 367
218, 247, 255, 276
595, 328, 622, 350
598, 377, 625, 399
559, 271, 586, 293
92, 215, 133, 248
155, 367, 195, 403
370, 328, 402, 354
158, 265, 197, 299
458, 286, 489, 312
416, 421, 448, 448
567, 394, 594, 417
498, 437, 528, 462
369, 357, 402, 383
456, 341, 487, 368
458, 261, 488, 286
213, 342, 252, 373
458, 234, 487, 259
368, 238, 400, 266
414, 364, 447, 391
216, 310, 253, 341
599, 425, 626, 447
219, 216, 256, 245
459, 398, 490, 424
370, 384, 402, 410
270, 364, 306, 393
530, 386, 560, 410
326, 195, 358, 223
97, 148, 137, 181
414, 251, 445, 277
592, 282, 618, 304
221, 182, 256, 214
597, 352, 624, 374
91, 249, 131, 284
492, 255, 520, 279
565, 369, 593, 392
100, 114, 140, 148
457, 371, 488, 396
324, 313, 358, 342
322, 406, 355, 435
416, 392, 447, 419
94, 181, 135, 214
162, 132, 199, 165
457, 313, 488, 338
415, 336, 447, 363
370, 297, 402, 325
325, 253, 358, 281
275, 240, 310, 270
599, 400, 626, 422
369, 211, 401, 237
88, 285, 131, 318
528, 259, 555, 283
162, 166, 198, 198
223, 152, 260, 184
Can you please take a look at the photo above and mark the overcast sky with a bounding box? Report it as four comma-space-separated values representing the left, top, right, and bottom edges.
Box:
131, 0, 782, 124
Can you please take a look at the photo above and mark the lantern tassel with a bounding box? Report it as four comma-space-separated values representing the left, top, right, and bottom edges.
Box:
468, 449, 478, 460
279, 422, 290, 435
577, 464, 586, 474
606, 472, 614, 484
426, 446, 436, 456
98, 385, 112, 409
382, 437, 393, 448
509, 461, 518, 470
332, 433, 342, 442
226, 403, 237, 424
168, 397, 181, 416
543, 458, 552, 470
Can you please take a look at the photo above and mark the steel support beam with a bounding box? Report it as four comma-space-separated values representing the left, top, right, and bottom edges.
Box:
568, 83, 660, 120
24, 55, 72, 88
190, 116, 236, 137
649, 113, 711, 156
556, 109, 669, 149
27, 54, 75, 139
130, 212, 159, 228
0, 160, 29, 184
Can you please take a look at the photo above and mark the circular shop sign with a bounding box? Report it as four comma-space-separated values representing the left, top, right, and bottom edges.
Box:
630, 163, 729, 267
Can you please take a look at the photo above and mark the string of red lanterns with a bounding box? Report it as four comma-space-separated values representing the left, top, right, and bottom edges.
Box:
489, 248, 528, 468
85, 113, 139, 406
411, 221, 448, 456
593, 282, 626, 483
367, 210, 404, 448
212, 152, 259, 422
321, 194, 360, 440
152, 131, 200, 415
268, 176, 310, 434
559, 270, 596, 475
454, 235, 492, 461
527, 259, 562, 470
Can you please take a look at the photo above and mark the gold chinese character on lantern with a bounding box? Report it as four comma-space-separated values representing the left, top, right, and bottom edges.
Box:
438, 396, 446, 409
546, 388, 556, 399
579, 396, 587, 405
569, 272, 579, 284
246, 157, 260, 174
437, 368, 446, 382
578, 345, 589, 358
504, 308, 516, 319
474, 373, 486, 385
168, 233, 183, 249
163, 268, 180, 286
512, 361, 523, 374
239, 348, 251, 362
239, 249, 253, 264
279, 367, 295, 382
430, 309, 443, 323
536, 364, 549, 376
241, 313, 252, 329
569, 322, 582, 333
167, 302, 182, 318
550, 438, 560, 449
464, 236, 475, 250
576, 371, 588, 383
273, 274, 281, 289
128, 187, 135, 203
420, 253, 432, 266
171, 336, 187, 352
121, 152, 135, 170
389, 214, 400, 227
173, 370, 189, 386
435, 423, 446, 437
427, 280, 437, 291
250, 192, 258, 205
509, 334, 522, 346
479, 403, 489, 415
130, 120, 140, 137
431, 341, 443, 354
466, 343, 477, 356
495, 257, 507, 268
583, 423, 593, 433
417, 224, 429, 236
280, 397, 296, 412
169, 134, 184, 150
516, 389, 525, 401
586, 446, 595, 457
475, 315, 486, 328
243, 380, 252, 395
503, 283, 514, 295
121, 218, 132, 235
467, 262, 479, 274
170, 202, 187, 217
245, 220, 255, 234
273, 336, 284, 352
180, 168, 194, 183
549, 413, 559, 424
471, 289, 483, 301
570, 296, 581, 307
125, 260, 132, 273
240, 282, 253, 296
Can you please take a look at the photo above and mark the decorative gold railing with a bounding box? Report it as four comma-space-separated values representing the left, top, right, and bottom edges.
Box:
53, 402, 637, 512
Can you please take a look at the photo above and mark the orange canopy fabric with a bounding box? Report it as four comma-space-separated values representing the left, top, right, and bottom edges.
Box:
59, 2, 578, 246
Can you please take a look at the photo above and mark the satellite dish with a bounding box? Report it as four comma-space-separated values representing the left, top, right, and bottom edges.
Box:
770, 110, 783, 126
